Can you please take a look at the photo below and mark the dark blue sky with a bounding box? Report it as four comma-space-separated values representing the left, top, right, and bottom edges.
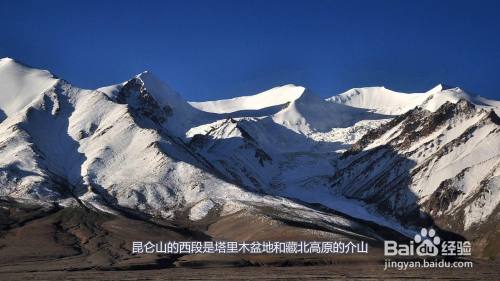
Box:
1, 0, 499, 101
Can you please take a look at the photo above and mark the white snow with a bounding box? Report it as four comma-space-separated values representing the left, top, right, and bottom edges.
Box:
327, 86, 435, 115
328, 84, 500, 115
190, 84, 305, 113
189, 199, 215, 221
0, 58, 57, 118
410, 113, 500, 197
272, 89, 384, 134
464, 174, 500, 230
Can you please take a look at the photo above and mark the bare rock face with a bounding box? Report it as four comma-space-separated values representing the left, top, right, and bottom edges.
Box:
116, 77, 172, 125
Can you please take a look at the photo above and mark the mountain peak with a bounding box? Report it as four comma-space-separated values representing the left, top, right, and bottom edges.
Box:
135, 70, 155, 79
427, 84, 444, 93
438, 83, 459, 91
190, 84, 306, 114
0, 57, 29, 70
328, 83, 499, 116
0, 57, 58, 117
131, 70, 187, 108
428, 83, 465, 94
0, 57, 15, 63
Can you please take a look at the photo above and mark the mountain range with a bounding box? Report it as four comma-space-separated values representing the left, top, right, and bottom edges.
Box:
0, 57, 499, 269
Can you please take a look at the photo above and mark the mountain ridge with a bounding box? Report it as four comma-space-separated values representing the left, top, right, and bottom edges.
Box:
0, 57, 499, 258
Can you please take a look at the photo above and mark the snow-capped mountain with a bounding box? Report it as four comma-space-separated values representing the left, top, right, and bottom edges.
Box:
328, 84, 500, 115
327, 98, 500, 254
0, 57, 499, 256
0, 58, 393, 244
0, 58, 58, 119
190, 84, 305, 114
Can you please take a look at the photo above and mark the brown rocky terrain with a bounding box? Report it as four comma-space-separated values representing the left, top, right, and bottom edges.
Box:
1, 198, 498, 280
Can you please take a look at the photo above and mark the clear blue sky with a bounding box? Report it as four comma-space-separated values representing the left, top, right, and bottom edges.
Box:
1, 0, 499, 101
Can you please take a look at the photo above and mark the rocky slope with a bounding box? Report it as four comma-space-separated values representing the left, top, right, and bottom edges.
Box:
329, 99, 500, 256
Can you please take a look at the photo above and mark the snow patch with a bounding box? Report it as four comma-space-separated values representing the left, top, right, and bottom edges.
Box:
189, 199, 216, 221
